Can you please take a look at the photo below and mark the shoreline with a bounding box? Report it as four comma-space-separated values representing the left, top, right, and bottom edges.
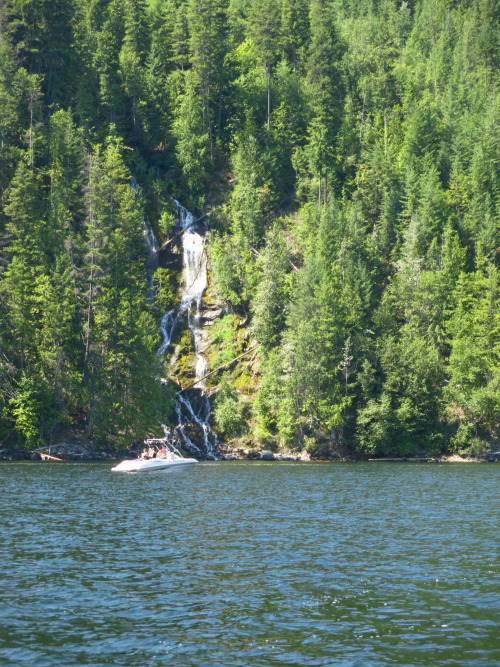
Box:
0, 444, 498, 464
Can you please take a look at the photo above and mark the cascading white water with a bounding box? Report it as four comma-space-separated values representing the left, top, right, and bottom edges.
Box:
133, 178, 159, 302
157, 203, 207, 379
142, 221, 159, 271
152, 202, 217, 459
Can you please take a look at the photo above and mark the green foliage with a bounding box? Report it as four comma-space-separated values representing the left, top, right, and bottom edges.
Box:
172, 72, 210, 200
153, 268, 175, 313
445, 266, 500, 448
213, 375, 246, 438
209, 234, 244, 306
0, 0, 499, 458
81, 136, 161, 444
252, 224, 291, 348
208, 314, 239, 370
253, 347, 297, 447
10, 375, 55, 448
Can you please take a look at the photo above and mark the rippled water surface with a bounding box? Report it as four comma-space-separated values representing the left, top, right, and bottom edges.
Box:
0, 461, 498, 666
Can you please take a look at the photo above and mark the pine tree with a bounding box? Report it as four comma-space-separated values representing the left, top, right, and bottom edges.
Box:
446, 264, 500, 450
248, 0, 281, 128
6, 0, 78, 106
252, 224, 291, 349
188, 0, 230, 159
304, 0, 344, 204
172, 72, 210, 200
82, 136, 160, 443
119, 0, 149, 138
280, 0, 309, 73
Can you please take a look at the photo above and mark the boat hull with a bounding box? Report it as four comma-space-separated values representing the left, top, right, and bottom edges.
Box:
111, 458, 198, 473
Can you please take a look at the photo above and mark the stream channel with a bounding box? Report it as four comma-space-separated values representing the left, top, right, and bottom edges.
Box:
145, 201, 217, 459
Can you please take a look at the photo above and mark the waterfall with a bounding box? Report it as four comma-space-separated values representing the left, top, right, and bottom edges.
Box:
133, 176, 159, 286
151, 202, 218, 460
142, 221, 159, 274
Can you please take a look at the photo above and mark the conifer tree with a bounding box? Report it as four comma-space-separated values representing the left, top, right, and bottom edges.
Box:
0, 0, 499, 455
252, 224, 291, 349
280, 0, 309, 73
248, 0, 281, 128
304, 0, 344, 204
82, 137, 160, 442
188, 0, 230, 159
6, 0, 78, 106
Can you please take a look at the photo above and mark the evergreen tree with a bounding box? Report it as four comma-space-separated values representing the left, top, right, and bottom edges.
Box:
188, 0, 230, 159
252, 224, 291, 349
446, 264, 500, 451
304, 0, 344, 204
82, 137, 160, 442
0, 0, 498, 456
280, 0, 309, 73
6, 0, 78, 106
172, 72, 210, 201
119, 0, 148, 139
248, 0, 281, 128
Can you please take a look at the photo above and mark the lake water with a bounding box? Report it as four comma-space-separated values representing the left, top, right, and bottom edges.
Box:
0, 461, 498, 666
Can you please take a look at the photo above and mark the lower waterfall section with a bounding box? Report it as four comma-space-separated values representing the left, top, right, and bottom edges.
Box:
153, 202, 218, 460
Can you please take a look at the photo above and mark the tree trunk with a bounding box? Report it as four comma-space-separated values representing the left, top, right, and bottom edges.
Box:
267, 63, 271, 129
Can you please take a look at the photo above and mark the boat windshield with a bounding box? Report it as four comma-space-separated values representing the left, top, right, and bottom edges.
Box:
144, 438, 183, 459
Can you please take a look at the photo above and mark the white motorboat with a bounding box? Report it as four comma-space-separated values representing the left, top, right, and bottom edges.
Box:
112, 438, 198, 473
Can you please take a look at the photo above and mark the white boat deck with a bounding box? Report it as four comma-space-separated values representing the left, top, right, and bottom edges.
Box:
112, 438, 198, 473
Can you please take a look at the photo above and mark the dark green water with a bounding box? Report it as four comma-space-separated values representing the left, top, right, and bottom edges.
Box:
0, 461, 498, 666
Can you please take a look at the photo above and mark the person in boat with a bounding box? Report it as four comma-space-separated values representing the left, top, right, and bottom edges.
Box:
158, 446, 167, 458
148, 446, 156, 459
140, 448, 149, 459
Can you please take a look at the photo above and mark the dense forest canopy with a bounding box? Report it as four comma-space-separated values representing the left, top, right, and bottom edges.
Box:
0, 0, 499, 457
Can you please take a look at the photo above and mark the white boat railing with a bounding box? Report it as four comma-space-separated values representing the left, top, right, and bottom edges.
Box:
144, 438, 184, 459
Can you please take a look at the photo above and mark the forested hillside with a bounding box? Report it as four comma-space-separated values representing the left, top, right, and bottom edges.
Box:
0, 0, 499, 457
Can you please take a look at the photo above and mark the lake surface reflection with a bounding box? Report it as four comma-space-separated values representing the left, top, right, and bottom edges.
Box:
0, 461, 498, 666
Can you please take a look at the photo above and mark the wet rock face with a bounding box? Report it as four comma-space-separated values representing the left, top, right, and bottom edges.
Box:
200, 307, 222, 324
159, 241, 183, 272
157, 202, 219, 461
163, 416, 215, 461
